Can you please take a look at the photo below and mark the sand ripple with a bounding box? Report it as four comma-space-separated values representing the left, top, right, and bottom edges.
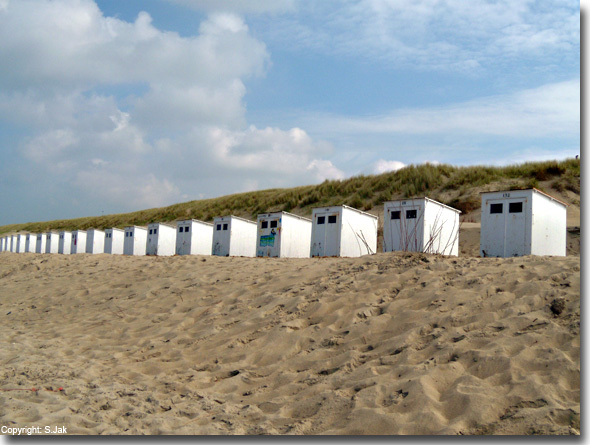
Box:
0, 252, 580, 435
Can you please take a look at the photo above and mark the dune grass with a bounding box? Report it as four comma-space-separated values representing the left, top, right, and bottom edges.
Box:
0, 158, 579, 235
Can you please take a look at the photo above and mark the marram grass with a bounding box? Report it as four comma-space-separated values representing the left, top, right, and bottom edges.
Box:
0, 158, 579, 235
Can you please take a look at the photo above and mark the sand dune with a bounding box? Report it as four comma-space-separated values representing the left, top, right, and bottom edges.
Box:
0, 246, 579, 435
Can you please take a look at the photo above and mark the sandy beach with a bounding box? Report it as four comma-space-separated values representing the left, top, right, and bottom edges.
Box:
0, 226, 580, 435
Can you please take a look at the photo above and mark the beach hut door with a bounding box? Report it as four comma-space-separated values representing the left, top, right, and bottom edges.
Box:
325, 213, 340, 256
504, 199, 527, 257
484, 199, 506, 257
390, 204, 422, 252
259, 218, 281, 257
147, 230, 155, 255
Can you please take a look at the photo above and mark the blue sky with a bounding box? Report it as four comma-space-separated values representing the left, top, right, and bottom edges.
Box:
0, 0, 580, 226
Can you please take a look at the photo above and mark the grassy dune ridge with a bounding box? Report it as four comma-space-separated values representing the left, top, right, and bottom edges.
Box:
1, 158, 580, 235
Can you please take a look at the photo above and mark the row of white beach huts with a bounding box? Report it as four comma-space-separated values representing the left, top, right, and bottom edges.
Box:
0, 189, 568, 258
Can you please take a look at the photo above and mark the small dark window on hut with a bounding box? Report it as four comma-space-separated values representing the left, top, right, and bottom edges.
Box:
270, 220, 278, 228
317, 216, 325, 224
261, 221, 268, 229
391, 211, 401, 220
185, 227, 189, 233
179, 227, 183, 233
509, 202, 523, 213
216, 224, 222, 231
490, 203, 503, 214
406, 210, 417, 219
223, 224, 228, 231
328, 215, 337, 224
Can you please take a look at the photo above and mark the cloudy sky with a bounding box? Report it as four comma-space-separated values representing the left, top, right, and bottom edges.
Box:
0, 0, 580, 225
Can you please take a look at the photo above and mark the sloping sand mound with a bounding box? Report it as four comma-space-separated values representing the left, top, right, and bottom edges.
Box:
0, 252, 579, 435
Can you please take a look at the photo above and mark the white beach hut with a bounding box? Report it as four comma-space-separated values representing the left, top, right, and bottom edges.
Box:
310, 205, 378, 258
25, 233, 37, 253
36, 233, 47, 254
0, 237, 5, 251
10, 235, 16, 252
104, 228, 125, 255
45, 232, 59, 254
480, 188, 567, 257
86, 229, 105, 254
256, 211, 312, 258
71, 230, 87, 254
123, 226, 148, 256
15, 234, 27, 253
176, 219, 214, 256
383, 197, 461, 256
212, 216, 257, 257
146, 223, 176, 256
58, 231, 72, 254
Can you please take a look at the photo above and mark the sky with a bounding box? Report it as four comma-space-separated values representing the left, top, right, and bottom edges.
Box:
0, 0, 580, 226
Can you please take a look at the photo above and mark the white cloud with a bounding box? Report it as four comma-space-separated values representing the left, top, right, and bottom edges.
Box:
490, 147, 580, 166
305, 79, 579, 139
306, 159, 345, 181
373, 160, 406, 174
23, 129, 79, 162
132, 80, 248, 131
166, 0, 296, 14
253, 0, 578, 73
0, 4, 269, 90
0, 1, 342, 213
91, 158, 109, 167
206, 125, 342, 178
75, 170, 182, 209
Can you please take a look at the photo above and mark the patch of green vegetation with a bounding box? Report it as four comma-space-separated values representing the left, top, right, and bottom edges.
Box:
0, 158, 579, 235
